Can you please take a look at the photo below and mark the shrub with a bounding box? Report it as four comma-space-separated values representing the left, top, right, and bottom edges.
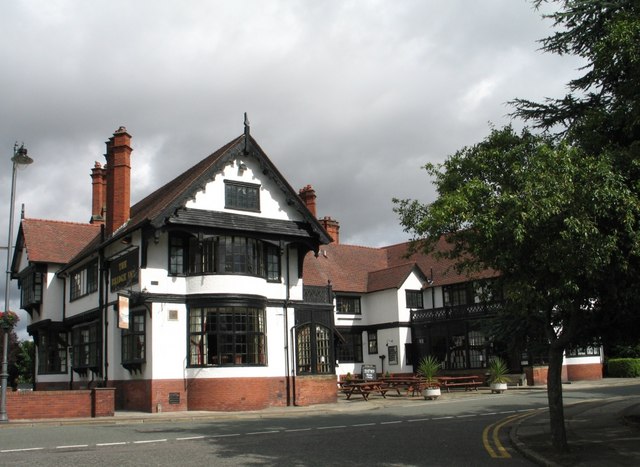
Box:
487, 356, 509, 384
417, 355, 441, 385
607, 358, 640, 377
610, 344, 640, 359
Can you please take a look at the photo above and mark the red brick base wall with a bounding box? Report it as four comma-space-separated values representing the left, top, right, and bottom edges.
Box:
21, 376, 337, 416
6, 388, 115, 420
112, 376, 337, 412
111, 379, 152, 412
294, 375, 337, 406
35, 381, 70, 391
566, 363, 603, 381
526, 363, 603, 386
151, 379, 188, 413
525, 366, 549, 386
187, 377, 287, 411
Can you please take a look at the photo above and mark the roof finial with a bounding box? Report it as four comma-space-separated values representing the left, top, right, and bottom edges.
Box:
243, 112, 250, 154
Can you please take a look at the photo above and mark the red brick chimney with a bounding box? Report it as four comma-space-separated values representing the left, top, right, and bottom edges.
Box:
298, 185, 317, 217
320, 216, 340, 244
90, 161, 106, 224
104, 126, 132, 235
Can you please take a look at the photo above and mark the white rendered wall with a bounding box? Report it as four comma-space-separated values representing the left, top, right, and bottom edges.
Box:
185, 156, 305, 222
563, 354, 603, 366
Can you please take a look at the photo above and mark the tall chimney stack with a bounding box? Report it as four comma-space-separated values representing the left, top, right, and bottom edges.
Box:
90, 161, 106, 224
298, 185, 317, 217
105, 126, 132, 235
320, 216, 340, 244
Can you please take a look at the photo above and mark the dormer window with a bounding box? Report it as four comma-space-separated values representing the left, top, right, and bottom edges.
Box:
224, 180, 260, 212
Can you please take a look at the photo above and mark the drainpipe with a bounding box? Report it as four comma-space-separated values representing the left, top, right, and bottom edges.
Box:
430, 268, 435, 309
62, 276, 73, 390
99, 224, 108, 386
283, 242, 292, 406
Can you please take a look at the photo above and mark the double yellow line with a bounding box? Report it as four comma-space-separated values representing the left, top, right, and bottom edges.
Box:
482, 410, 539, 458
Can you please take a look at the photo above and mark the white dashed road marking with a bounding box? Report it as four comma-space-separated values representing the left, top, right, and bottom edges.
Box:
2, 410, 537, 454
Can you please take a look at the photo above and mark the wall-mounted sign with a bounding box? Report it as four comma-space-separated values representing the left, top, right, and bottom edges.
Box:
118, 295, 130, 330
110, 248, 139, 292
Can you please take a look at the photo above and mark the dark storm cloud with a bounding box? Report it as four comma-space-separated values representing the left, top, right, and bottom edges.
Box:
0, 0, 582, 335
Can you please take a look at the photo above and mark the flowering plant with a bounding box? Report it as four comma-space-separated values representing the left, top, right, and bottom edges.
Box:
0, 310, 19, 330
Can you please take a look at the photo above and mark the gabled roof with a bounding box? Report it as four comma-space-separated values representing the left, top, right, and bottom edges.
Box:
383, 237, 497, 288
64, 133, 331, 268
303, 243, 388, 293
15, 219, 101, 265
122, 134, 329, 243
367, 262, 426, 293
304, 236, 498, 294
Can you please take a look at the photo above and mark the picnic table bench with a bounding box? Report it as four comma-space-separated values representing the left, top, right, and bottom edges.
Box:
341, 381, 390, 400
380, 377, 424, 396
437, 375, 483, 392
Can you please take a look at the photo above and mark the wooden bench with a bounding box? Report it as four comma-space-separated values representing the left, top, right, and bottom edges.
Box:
343, 382, 390, 400
503, 373, 527, 386
381, 378, 424, 396
437, 376, 483, 393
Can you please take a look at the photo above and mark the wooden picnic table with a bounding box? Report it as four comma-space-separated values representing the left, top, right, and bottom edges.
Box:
380, 377, 425, 396
341, 381, 390, 400
337, 378, 365, 388
437, 375, 483, 392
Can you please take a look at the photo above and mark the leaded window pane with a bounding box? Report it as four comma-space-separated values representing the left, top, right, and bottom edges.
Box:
188, 306, 266, 367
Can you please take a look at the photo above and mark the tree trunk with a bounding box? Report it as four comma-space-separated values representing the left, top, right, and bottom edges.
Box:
547, 342, 568, 452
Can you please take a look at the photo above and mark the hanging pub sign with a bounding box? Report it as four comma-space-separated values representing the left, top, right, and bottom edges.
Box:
110, 248, 139, 292
118, 294, 130, 330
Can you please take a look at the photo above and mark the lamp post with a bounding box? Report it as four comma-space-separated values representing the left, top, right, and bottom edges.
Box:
1, 144, 33, 423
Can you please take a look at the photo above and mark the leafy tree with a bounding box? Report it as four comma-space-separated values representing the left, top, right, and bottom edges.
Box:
394, 126, 640, 451
1, 329, 20, 390
396, 0, 640, 452
15, 340, 35, 386
513, 1, 640, 356
513, 0, 640, 152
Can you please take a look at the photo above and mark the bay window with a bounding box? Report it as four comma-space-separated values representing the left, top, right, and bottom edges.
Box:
72, 322, 100, 373
188, 306, 266, 367
169, 233, 280, 281
122, 311, 146, 370
37, 329, 67, 374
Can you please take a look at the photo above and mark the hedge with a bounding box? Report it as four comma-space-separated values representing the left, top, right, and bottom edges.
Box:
607, 358, 640, 377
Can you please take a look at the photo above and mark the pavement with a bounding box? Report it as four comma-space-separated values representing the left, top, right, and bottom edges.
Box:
509, 379, 640, 466
2, 378, 639, 466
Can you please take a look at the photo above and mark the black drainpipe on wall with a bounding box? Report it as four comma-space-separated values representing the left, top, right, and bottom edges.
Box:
283, 242, 292, 406
430, 268, 435, 309
63, 276, 73, 390
99, 224, 108, 386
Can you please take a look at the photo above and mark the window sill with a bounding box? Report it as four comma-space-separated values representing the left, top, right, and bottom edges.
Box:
122, 362, 145, 373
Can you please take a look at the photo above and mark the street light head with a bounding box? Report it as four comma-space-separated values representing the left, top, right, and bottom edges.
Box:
12, 144, 34, 166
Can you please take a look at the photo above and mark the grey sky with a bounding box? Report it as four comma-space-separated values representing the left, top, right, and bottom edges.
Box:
1, 0, 582, 335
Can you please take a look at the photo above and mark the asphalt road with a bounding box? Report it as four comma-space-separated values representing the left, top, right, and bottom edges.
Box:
1, 384, 637, 466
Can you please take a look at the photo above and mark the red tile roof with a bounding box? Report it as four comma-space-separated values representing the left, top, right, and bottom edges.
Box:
383, 237, 497, 287
63, 134, 330, 268
303, 243, 387, 293
367, 262, 421, 293
20, 219, 101, 264
304, 236, 498, 293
